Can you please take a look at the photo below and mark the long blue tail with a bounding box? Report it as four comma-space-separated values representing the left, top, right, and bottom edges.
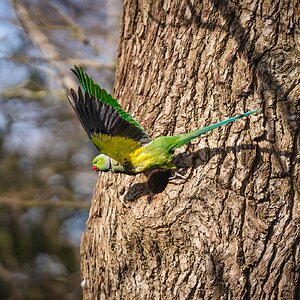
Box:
174, 109, 261, 149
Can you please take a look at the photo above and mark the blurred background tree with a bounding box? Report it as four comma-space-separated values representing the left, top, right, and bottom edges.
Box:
0, 0, 121, 298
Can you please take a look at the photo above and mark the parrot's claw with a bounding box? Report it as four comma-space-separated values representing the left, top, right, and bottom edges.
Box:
169, 169, 189, 183
169, 172, 185, 180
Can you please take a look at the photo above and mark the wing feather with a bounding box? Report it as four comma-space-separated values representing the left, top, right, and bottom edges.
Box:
91, 133, 140, 168
67, 87, 148, 165
71, 65, 147, 134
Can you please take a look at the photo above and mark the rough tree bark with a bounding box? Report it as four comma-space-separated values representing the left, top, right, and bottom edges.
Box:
81, 0, 300, 299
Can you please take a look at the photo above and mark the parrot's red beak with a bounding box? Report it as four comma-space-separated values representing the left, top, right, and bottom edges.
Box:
92, 165, 98, 172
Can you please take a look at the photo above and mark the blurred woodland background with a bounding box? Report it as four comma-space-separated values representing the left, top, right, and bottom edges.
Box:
0, 0, 121, 298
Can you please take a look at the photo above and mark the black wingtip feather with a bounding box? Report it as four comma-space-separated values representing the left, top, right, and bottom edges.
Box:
68, 87, 150, 143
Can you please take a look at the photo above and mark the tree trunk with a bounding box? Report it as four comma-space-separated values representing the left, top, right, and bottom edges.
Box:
81, 0, 300, 299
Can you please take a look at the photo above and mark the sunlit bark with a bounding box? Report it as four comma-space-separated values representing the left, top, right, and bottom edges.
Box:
81, 0, 300, 299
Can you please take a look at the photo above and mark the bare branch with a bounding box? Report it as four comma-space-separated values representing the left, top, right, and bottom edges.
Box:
0, 195, 89, 209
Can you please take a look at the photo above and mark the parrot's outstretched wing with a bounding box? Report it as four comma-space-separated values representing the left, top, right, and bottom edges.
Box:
71, 65, 146, 133
67, 87, 150, 167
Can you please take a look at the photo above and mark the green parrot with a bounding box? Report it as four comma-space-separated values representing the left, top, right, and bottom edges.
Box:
67, 66, 260, 176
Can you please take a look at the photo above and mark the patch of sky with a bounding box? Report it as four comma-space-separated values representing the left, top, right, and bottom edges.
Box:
0, 61, 29, 91
71, 172, 96, 197
4, 120, 54, 157
60, 210, 89, 246
0, 0, 16, 20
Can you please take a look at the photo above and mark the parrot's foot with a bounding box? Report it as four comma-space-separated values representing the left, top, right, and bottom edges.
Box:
169, 169, 189, 183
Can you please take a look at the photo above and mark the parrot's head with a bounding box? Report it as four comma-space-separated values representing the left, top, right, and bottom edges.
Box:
92, 154, 111, 172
